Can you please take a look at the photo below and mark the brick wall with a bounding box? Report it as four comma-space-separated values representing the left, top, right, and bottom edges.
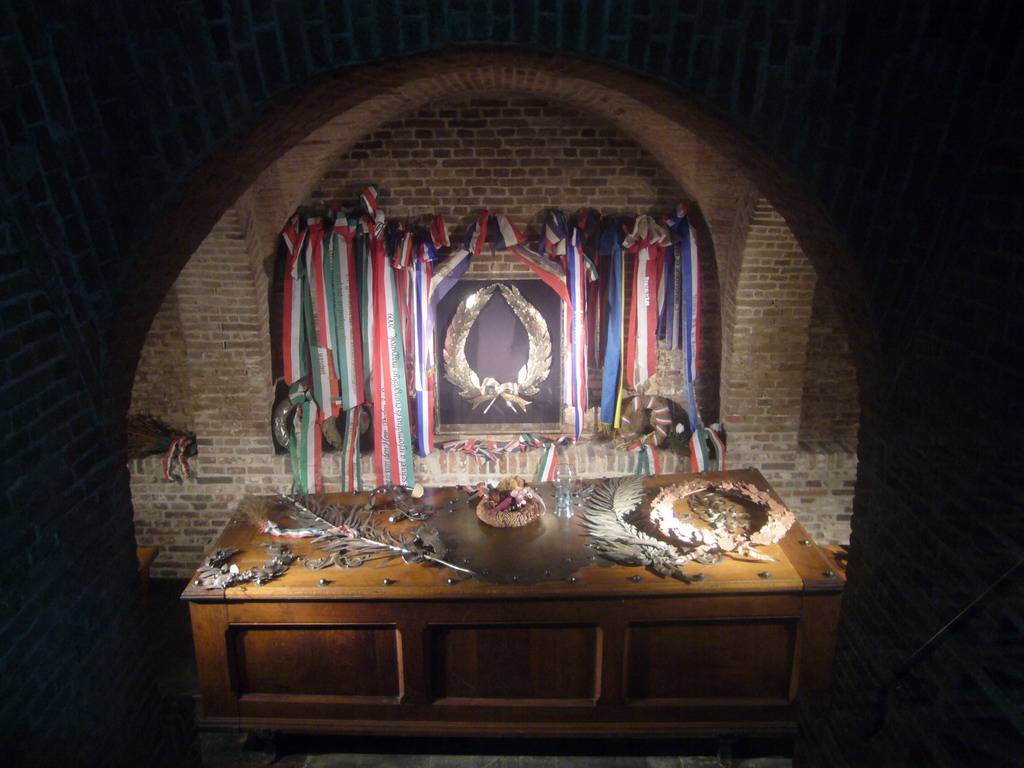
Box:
128, 286, 192, 431
800, 281, 859, 445
130, 209, 287, 576
310, 96, 693, 228
3, 2, 1021, 766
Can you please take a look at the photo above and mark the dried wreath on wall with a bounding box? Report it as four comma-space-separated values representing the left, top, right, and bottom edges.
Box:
443, 283, 551, 413
125, 413, 197, 482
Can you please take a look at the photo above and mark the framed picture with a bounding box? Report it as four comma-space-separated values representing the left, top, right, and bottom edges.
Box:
434, 278, 563, 437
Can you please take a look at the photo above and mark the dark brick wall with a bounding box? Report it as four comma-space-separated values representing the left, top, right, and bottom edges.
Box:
800, 281, 858, 445
308, 95, 692, 233
2, 1, 1021, 765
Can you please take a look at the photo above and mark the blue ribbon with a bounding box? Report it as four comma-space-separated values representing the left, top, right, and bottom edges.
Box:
599, 220, 626, 424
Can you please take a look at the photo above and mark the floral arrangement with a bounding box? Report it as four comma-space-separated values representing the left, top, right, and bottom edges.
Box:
476, 476, 546, 528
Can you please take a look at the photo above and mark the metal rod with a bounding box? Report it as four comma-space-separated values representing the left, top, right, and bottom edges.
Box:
869, 556, 1023, 737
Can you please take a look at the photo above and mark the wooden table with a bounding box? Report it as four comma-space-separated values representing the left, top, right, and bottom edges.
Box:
182, 470, 843, 739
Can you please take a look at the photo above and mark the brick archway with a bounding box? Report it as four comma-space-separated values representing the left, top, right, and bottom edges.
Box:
110, 50, 877, 429
4, 3, 1015, 763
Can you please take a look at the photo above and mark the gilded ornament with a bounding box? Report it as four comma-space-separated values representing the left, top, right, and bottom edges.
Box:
442, 283, 552, 413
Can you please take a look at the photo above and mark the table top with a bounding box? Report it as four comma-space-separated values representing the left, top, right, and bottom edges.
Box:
181, 469, 844, 602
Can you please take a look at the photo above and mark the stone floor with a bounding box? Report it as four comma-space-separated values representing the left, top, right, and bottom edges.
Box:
148, 579, 793, 768
194, 731, 793, 768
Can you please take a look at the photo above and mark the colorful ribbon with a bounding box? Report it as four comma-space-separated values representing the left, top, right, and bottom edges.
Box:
339, 405, 362, 491
575, 210, 603, 366
623, 215, 669, 389
429, 219, 476, 307
287, 382, 321, 493
508, 242, 571, 305
665, 205, 703, 432
280, 217, 327, 493
163, 436, 193, 482
363, 191, 415, 488
260, 520, 357, 538
633, 444, 661, 476
281, 215, 308, 387
439, 433, 574, 481
412, 244, 435, 456
599, 219, 627, 427
705, 424, 726, 470
304, 217, 339, 418
566, 226, 590, 439
328, 218, 364, 411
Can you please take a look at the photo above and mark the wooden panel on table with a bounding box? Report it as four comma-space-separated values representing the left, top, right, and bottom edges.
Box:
396, 617, 430, 705
231, 623, 400, 699
188, 601, 237, 720
430, 623, 600, 703
798, 593, 843, 693
625, 617, 800, 704
596, 614, 626, 706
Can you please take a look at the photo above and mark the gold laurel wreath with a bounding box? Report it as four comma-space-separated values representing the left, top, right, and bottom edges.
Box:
442, 283, 552, 412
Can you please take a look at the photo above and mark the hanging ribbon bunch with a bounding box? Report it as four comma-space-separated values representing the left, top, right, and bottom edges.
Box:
661, 206, 701, 420
328, 215, 365, 491
623, 215, 671, 391
280, 205, 372, 493
594, 205, 723, 474
359, 188, 416, 488
598, 218, 628, 429
411, 228, 437, 456
658, 205, 725, 472
281, 217, 327, 492
526, 210, 596, 440
277, 189, 719, 491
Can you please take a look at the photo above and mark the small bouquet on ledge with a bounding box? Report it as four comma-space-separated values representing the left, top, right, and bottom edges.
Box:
476, 476, 546, 528
663, 421, 692, 457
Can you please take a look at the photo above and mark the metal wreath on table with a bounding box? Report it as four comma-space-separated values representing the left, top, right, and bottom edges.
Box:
577, 475, 797, 581
647, 478, 796, 564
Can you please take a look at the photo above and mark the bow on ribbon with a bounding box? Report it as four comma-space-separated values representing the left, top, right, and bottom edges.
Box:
622, 215, 671, 249
468, 376, 532, 413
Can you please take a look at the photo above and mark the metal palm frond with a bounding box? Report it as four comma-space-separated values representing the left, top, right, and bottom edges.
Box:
285, 494, 360, 530
612, 476, 646, 520
278, 493, 473, 577
577, 477, 692, 582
